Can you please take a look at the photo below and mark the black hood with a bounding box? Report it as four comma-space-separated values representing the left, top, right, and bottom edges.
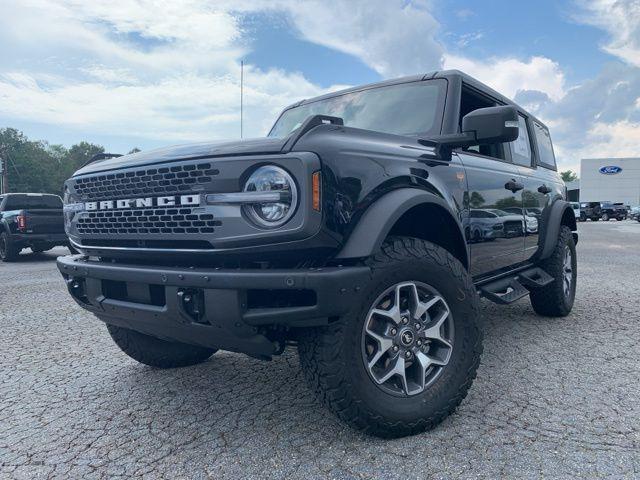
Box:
74, 137, 288, 176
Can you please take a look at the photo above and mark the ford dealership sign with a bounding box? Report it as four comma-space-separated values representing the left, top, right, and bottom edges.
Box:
599, 165, 623, 175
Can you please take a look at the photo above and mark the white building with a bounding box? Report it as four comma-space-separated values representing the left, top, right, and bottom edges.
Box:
579, 158, 640, 206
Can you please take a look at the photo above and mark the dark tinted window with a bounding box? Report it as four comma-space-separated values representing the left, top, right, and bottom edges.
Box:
533, 122, 556, 169
510, 115, 533, 167
4, 194, 62, 210
269, 80, 446, 138
459, 87, 506, 160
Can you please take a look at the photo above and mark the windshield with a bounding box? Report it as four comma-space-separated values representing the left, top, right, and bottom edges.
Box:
4, 194, 62, 210
269, 79, 446, 139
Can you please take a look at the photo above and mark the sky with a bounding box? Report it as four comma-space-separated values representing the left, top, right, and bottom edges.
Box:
0, 0, 639, 173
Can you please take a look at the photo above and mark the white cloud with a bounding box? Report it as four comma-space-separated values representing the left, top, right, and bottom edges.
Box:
0, 0, 344, 143
443, 54, 566, 101
574, 0, 640, 67
0, 0, 636, 178
281, 0, 444, 77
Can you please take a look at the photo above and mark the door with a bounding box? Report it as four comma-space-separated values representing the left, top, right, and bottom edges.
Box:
519, 119, 564, 261
458, 151, 525, 277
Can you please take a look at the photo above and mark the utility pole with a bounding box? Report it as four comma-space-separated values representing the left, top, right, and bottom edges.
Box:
240, 60, 244, 139
0, 148, 8, 194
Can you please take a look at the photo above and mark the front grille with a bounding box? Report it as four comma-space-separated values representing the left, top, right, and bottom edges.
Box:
76, 207, 222, 235
73, 162, 220, 201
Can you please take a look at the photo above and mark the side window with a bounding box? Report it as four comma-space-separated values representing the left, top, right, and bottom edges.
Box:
459, 87, 506, 161
533, 122, 556, 169
510, 115, 532, 167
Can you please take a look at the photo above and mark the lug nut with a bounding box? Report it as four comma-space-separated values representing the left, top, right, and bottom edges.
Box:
390, 328, 397, 335
414, 323, 421, 330
392, 345, 399, 352
401, 316, 409, 325
417, 339, 422, 346
405, 351, 412, 359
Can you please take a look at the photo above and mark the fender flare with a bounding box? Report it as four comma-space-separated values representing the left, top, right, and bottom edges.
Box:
537, 199, 577, 260
335, 188, 468, 266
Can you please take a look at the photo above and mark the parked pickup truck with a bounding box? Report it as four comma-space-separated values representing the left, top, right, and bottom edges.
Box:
0, 193, 71, 261
57, 70, 578, 438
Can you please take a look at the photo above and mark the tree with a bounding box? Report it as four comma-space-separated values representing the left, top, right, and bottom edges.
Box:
128, 147, 141, 154
0, 128, 105, 195
560, 170, 578, 182
469, 191, 485, 208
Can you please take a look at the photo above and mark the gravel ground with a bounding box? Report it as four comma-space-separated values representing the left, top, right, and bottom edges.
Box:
1, 221, 639, 479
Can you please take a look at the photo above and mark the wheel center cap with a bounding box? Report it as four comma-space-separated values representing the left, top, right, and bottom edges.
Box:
400, 329, 414, 346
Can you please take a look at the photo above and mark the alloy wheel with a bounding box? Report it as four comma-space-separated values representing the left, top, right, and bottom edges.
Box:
562, 246, 573, 298
361, 281, 454, 396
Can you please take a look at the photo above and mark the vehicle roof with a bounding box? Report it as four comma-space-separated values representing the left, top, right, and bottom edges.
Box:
281, 69, 548, 131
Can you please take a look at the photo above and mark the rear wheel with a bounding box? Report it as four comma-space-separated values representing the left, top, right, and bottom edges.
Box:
0, 232, 19, 262
298, 237, 482, 438
106, 324, 217, 368
530, 226, 576, 317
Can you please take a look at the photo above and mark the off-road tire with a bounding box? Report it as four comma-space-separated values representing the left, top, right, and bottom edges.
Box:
530, 226, 576, 317
106, 324, 217, 368
298, 237, 483, 438
0, 232, 19, 262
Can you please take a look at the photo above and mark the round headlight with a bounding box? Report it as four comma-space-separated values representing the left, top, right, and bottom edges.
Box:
243, 165, 298, 228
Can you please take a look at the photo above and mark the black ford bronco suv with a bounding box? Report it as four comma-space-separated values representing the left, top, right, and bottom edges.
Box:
58, 70, 577, 437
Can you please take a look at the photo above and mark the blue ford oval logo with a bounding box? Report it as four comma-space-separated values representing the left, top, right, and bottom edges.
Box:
599, 165, 622, 175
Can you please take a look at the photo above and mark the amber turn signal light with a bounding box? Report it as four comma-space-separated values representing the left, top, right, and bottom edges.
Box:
312, 171, 321, 211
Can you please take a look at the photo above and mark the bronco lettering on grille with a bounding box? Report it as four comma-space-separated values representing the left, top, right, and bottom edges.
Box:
84, 194, 201, 211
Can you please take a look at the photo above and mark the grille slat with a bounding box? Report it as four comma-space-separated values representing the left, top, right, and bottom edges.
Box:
73, 162, 219, 201
76, 207, 222, 236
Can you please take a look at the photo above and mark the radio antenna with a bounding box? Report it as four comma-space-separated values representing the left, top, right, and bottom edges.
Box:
240, 60, 244, 139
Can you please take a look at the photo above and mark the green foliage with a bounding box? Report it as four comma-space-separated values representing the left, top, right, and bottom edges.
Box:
0, 128, 105, 195
560, 170, 578, 182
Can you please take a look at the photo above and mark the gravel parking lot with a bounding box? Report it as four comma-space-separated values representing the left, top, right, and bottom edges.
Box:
2, 221, 639, 479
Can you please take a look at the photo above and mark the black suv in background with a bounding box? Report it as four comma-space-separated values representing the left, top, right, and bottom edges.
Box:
0, 193, 71, 261
600, 202, 627, 221
58, 70, 578, 437
580, 202, 601, 221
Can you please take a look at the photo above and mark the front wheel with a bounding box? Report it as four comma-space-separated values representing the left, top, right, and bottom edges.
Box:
530, 226, 577, 317
106, 324, 217, 368
298, 237, 482, 438
602, 213, 610, 221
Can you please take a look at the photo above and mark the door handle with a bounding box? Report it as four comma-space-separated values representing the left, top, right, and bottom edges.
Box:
537, 184, 552, 194
504, 180, 524, 193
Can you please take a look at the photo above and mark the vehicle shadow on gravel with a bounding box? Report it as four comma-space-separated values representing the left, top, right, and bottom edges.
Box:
93, 298, 568, 448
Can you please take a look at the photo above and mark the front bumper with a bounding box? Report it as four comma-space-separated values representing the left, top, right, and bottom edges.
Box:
57, 255, 370, 358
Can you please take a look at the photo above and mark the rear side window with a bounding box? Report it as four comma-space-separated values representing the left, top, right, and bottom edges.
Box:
533, 122, 556, 169
510, 115, 533, 167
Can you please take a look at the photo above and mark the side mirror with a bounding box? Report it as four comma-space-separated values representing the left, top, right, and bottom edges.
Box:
420, 105, 519, 159
462, 106, 519, 144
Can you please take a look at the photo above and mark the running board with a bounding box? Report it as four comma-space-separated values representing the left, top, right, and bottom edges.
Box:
478, 267, 554, 305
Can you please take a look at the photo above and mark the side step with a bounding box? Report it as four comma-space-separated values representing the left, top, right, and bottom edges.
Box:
517, 268, 554, 289
478, 267, 554, 305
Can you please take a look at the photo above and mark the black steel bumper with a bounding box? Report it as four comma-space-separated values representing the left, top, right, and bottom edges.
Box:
57, 255, 370, 358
